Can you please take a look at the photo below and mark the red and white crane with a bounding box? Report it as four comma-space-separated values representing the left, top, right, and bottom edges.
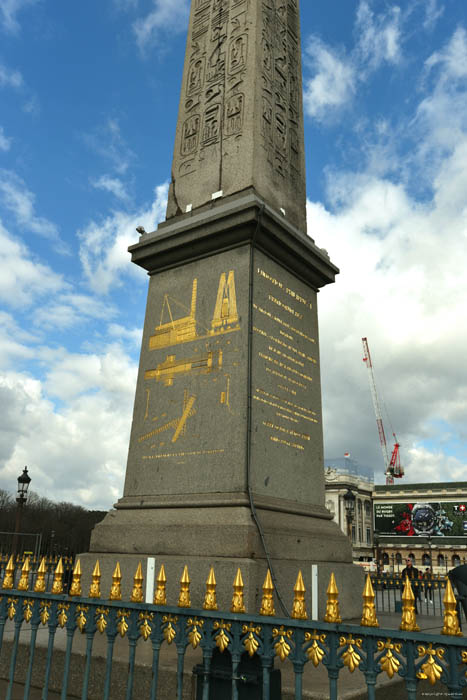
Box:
362, 337, 404, 485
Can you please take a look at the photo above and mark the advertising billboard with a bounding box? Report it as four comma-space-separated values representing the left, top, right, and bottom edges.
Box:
374, 501, 467, 537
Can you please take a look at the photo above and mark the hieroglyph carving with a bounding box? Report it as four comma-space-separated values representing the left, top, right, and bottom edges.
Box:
261, 0, 302, 185
179, 0, 248, 177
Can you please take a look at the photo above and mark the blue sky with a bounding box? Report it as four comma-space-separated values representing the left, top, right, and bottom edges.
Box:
1, 0, 466, 508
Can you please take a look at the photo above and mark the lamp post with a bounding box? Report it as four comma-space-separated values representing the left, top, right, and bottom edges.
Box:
11, 467, 31, 556
343, 487, 356, 541
374, 530, 380, 573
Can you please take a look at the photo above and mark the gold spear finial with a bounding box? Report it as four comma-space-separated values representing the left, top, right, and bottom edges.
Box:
51, 557, 64, 594
2, 555, 15, 590
323, 572, 342, 623
153, 564, 167, 605
291, 570, 308, 620
399, 576, 420, 631
203, 566, 218, 610
130, 562, 144, 603
441, 578, 462, 636
109, 562, 122, 601
361, 574, 379, 627
34, 557, 47, 593
178, 565, 191, 608
18, 556, 30, 591
231, 567, 246, 613
69, 559, 82, 597
259, 569, 276, 616
88, 560, 101, 598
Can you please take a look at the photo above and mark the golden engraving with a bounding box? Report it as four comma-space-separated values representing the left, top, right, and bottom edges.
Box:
178, 565, 191, 608
268, 295, 303, 320
272, 626, 292, 662
143, 448, 225, 460
276, 411, 299, 423
270, 436, 304, 451
40, 602, 51, 625
231, 568, 246, 614
291, 570, 308, 620
242, 624, 261, 657
256, 268, 313, 309
109, 562, 122, 601
262, 421, 310, 442
268, 345, 305, 367
130, 562, 144, 603
304, 631, 327, 667
203, 567, 218, 611
399, 576, 420, 632
144, 389, 150, 420
220, 376, 230, 408
324, 573, 342, 623
253, 304, 315, 344
213, 621, 232, 652
340, 635, 363, 673
117, 610, 129, 638
2, 555, 15, 589
23, 599, 33, 623
96, 608, 109, 634
187, 617, 204, 649
377, 639, 402, 679
34, 557, 47, 592
7, 598, 17, 620
89, 560, 101, 599
441, 578, 462, 636
259, 352, 313, 383
162, 614, 178, 644
361, 574, 379, 628
18, 556, 30, 591
145, 350, 223, 388
150, 279, 198, 350
259, 569, 276, 616
254, 388, 318, 423
265, 365, 306, 390
51, 558, 64, 595
416, 644, 445, 685
211, 271, 239, 333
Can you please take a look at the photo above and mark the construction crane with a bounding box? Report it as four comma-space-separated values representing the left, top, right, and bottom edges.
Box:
362, 338, 404, 485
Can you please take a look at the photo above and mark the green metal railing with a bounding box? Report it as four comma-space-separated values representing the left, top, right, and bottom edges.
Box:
0, 558, 466, 699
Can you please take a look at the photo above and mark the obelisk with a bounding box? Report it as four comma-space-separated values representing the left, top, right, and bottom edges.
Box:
89, 0, 363, 616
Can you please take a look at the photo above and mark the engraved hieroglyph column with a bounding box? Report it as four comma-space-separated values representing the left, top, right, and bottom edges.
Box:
89, 0, 363, 616
166, 0, 307, 232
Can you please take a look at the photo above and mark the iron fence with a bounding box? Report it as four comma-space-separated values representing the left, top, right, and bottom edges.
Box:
0, 557, 465, 700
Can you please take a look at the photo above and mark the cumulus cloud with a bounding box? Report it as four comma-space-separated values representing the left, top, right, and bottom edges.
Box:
0, 222, 64, 308
309, 28, 467, 483
91, 175, 129, 201
78, 181, 169, 294
0, 0, 38, 34
303, 39, 356, 121
133, 0, 189, 52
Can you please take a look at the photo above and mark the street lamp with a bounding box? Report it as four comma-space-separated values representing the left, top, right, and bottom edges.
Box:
11, 467, 31, 555
343, 488, 356, 540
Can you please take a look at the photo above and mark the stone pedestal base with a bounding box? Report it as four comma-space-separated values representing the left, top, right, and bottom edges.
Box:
83, 503, 364, 619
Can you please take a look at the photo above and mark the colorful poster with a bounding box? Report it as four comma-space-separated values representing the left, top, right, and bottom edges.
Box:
374, 502, 467, 537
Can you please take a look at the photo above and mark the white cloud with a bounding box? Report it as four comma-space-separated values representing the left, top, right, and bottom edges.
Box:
303, 39, 356, 121
0, 221, 64, 308
0, 169, 65, 247
83, 119, 136, 176
78, 181, 169, 294
33, 293, 118, 330
0, 62, 23, 88
423, 0, 445, 31
133, 0, 189, 52
0, 126, 11, 151
355, 1, 402, 70
425, 27, 467, 82
91, 175, 129, 201
0, 0, 38, 34
0, 346, 136, 507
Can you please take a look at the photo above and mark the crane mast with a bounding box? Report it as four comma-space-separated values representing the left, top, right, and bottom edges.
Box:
362, 337, 404, 485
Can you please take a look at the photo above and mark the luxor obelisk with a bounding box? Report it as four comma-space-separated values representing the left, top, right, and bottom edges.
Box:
89, 0, 363, 615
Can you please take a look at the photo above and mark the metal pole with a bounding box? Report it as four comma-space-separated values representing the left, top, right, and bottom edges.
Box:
11, 499, 24, 556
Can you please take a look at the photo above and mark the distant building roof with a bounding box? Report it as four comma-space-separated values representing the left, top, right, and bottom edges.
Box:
324, 456, 374, 482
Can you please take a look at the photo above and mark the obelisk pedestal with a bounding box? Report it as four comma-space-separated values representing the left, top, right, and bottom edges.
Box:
85, 0, 363, 617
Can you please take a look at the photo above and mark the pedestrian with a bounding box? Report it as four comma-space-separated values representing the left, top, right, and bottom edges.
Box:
400, 558, 420, 613
423, 567, 433, 603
